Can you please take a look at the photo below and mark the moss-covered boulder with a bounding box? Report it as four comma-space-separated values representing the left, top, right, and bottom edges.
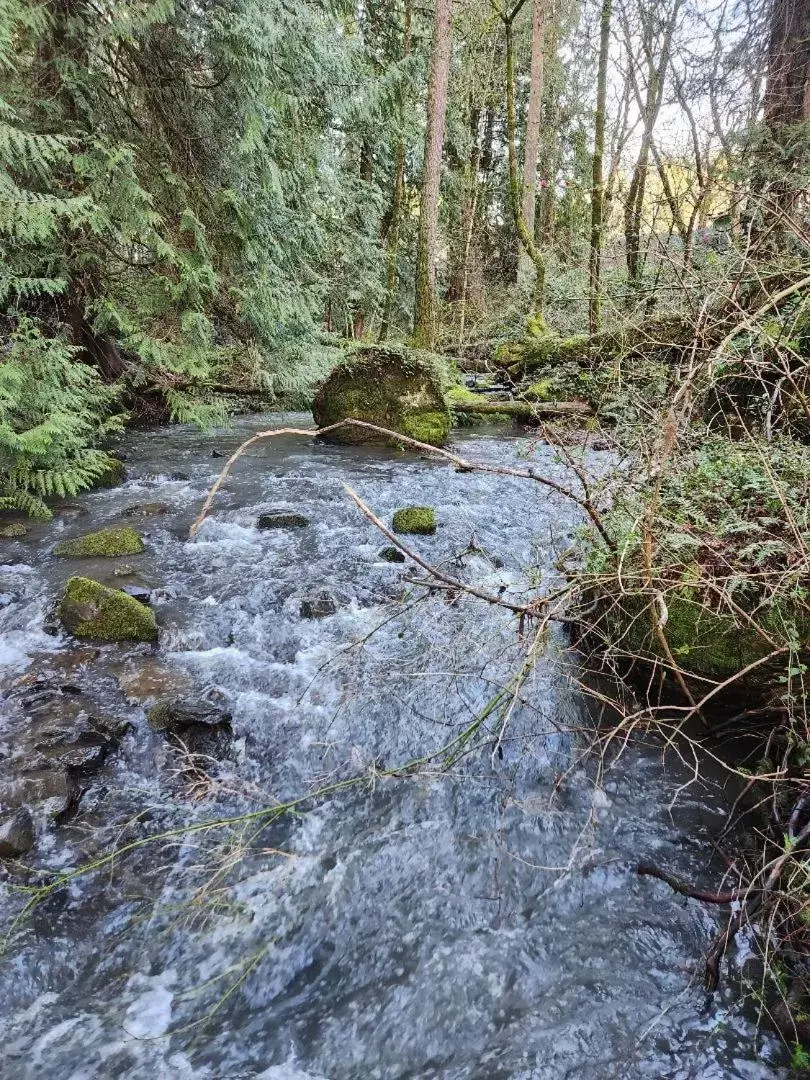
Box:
58, 576, 158, 643
601, 589, 795, 683
0, 522, 26, 538
313, 344, 451, 446
53, 527, 145, 558
392, 506, 436, 535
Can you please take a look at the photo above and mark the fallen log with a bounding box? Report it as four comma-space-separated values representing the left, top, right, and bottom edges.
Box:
452, 399, 592, 419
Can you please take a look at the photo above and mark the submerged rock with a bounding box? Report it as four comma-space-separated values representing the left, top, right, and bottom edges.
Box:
392, 506, 437, 535
58, 577, 158, 643
114, 659, 193, 704
379, 546, 406, 563
312, 344, 451, 447
0, 769, 77, 820
0, 522, 26, 538
120, 584, 152, 605
257, 512, 310, 530
122, 502, 172, 519
147, 698, 232, 757
0, 808, 35, 858
53, 526, 145, 558
300, 591, 338, 618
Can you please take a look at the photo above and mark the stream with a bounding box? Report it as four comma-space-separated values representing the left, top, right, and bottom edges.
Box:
0, 414, 789, 1078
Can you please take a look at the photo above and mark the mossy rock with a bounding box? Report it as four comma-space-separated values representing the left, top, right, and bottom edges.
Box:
379, 545, 406, 563
53, 527, 145, 558
596, 588, 808, 702
313, 344, 451, 447
392, 506, 436, 535
521, 378, 555, 402
92, 456, 126, 489
58, 576, 158, 643
0, 522, 26, 538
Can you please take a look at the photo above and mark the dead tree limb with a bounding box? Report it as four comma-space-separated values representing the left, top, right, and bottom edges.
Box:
189, 418, 616, 552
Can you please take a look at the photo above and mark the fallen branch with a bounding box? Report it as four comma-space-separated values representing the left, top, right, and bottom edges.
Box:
344, 485, 539, 616
453, 399, 592, 419
189, 417, 615, 551
704, 817, 810, 992
636, 862, 743, 904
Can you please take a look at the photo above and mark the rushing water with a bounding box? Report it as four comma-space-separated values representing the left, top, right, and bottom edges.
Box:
0, 414, 788, 1079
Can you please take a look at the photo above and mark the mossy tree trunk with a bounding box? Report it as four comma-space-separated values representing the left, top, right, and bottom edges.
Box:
379, 0, 413, 342
499, 0, 547, 311
588, 0, 612, 335
517, 0, 547, 291
413, 0, 453, 350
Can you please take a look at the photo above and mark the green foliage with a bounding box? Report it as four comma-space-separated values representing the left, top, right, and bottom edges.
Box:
0, 320, 123, 517
0, 0, 398, 513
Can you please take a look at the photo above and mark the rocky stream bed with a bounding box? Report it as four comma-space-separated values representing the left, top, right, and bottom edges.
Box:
0, 413, 791, 1078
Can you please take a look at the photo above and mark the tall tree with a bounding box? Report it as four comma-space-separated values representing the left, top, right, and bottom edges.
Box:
762, 0, 810, 222
380, 0, 414, 341
588, 0, 612, 333
413, 0, 454, 348
621, 0, 683, 289
518, 0, 547, 289
497, 0, 547, 308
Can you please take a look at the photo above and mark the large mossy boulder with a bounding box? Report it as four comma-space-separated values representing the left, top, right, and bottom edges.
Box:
600, 590, 794, 683
53, 526, 145, 558
313, 345, 451, 446
58, 576, 158, 643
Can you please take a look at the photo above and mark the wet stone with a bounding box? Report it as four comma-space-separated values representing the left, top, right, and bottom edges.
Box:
0, 769, 77, 820
114, 659, 193, 704
379, 546, 406, 564
0, 808, 35, 858
257, 511, 310, 530
120, 584, 152, 605
0, 522, 26, 538
300, 591, 339, 619
121, 502, 172, 519
147, 698, 233, 758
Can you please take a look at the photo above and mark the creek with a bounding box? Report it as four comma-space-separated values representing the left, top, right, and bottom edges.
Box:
0, 414, 788, 1078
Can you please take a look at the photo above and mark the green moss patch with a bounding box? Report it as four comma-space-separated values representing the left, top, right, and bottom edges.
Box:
58, 576, 158, 643
392, 506, 436, 535
313, 344, 451, 447
53, 526, 145, 558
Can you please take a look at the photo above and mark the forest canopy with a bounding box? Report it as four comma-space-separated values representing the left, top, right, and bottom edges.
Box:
0, 0, 808, 513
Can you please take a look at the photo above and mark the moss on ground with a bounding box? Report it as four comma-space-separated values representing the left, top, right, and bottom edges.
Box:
58, 576, 158, 642
392, 506, 436, 535
53, 527, 145, 558
313, 344, 451, 447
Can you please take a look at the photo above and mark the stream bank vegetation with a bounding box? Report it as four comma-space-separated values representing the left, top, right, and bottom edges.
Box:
1, 0, 809, 1064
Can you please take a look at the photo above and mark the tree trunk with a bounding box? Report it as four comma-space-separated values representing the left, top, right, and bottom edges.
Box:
623, 0, 682, 290
379, 0, 413, 342
518, 0, 546, 289
762, 0, 810, 223
588, 0, 612, 334
501, 0, 547, 309
413, 0, 453, 349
